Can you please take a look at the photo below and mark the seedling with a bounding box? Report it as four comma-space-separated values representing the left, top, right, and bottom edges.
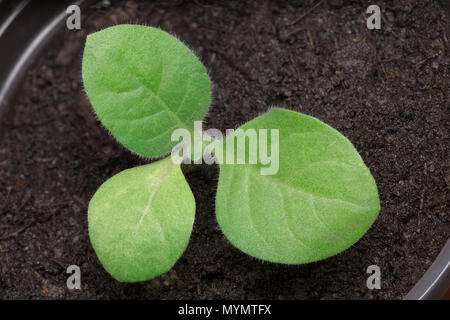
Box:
82, 24, 380, 282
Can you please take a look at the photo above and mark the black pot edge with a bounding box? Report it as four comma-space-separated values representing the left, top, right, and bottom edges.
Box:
0, 0, 448, 300
0, 1, 85, 117
404, 239, 449, 300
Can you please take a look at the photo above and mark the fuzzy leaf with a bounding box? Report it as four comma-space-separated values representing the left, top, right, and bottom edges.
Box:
82, 24, 210, 157
88, 157, 195, 282
216, 108, 380, 264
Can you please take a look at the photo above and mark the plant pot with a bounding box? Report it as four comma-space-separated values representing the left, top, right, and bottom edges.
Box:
0, 0, 448, 299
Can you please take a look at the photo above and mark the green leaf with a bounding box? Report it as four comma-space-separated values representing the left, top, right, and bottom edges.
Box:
82, 24, 210, 157
88, 157, 195, 282
216, 108, 380, 264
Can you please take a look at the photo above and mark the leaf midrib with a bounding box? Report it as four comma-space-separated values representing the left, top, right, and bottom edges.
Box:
242, 164, 374, 211
133, 161, 177, 239
106, 48, 195, 131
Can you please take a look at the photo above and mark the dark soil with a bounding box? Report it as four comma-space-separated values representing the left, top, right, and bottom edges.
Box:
0, 0, 448, 299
